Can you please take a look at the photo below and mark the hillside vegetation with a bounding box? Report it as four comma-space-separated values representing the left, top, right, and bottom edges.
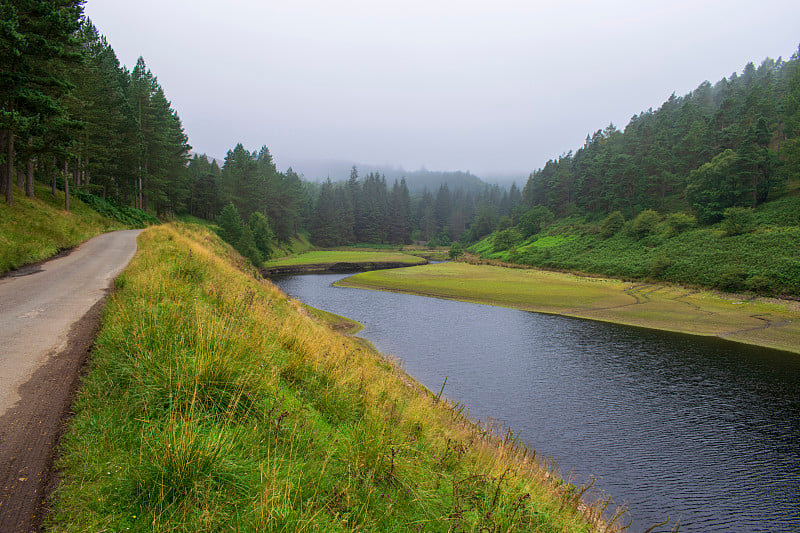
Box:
0, 183, 158, 275
476, 51, 800, 296
473, 192, 800, 296
0, 184, 120, 274
47, 223, 617, 532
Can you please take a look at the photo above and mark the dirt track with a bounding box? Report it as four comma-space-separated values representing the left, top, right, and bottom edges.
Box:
0, 230, 141, 532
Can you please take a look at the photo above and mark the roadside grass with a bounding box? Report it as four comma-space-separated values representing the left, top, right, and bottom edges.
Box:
266, 249, 427, 267
0, 184, 123, 275
338, 262, 800, 354
48, 222, 616, 532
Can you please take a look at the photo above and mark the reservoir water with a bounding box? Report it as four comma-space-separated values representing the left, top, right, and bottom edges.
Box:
273, 273, 800, 532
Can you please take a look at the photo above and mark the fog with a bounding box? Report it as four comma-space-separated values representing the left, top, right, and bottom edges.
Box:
83, 0, 800, 179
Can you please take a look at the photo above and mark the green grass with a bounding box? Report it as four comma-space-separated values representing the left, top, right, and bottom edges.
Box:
47, 223, 616, 532
472, 197, 800, 297
0, 184, 126, 275
266, 249, 427, 268
339, 262, 800, 354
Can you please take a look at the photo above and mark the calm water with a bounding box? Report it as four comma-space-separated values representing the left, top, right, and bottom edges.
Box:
274, 273, 800, 532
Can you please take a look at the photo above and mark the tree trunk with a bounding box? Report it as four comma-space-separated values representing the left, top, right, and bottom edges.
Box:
25, 140, 34, 198
4, 128, 14, 206
51, 156, 57, 197
64, 160, 70, 212
17, 169, 24, 189
0, 130, 6, 199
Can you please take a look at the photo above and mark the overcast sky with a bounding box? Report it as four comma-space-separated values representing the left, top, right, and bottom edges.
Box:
83, 0, 800, 179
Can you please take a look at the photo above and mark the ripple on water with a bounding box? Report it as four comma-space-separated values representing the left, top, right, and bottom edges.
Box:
275, 274, 800, 533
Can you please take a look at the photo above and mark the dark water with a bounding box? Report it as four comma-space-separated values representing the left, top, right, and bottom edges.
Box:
274, 273, 800, 532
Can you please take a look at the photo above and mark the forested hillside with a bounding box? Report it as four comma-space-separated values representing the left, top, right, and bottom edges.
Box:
473, 50, 800, 296
519, 53, 800, 221
1, 4, 190, 215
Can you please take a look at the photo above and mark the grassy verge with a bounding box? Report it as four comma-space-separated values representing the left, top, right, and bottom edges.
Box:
0, 184, 125, 275
48, 223, 617, 532
337, 262, 800, 355
266, 249, 427, 268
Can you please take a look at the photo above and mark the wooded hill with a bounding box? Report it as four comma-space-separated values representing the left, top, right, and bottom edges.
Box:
473, 50, 800, 296
1, 4, 191, 214
519, 52, 800, 221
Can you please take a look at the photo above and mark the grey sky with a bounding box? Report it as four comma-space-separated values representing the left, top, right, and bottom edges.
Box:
83, 0, 800, 178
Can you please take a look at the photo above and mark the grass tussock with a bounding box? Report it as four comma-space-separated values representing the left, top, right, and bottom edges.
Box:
0, 184, 124, 274
48, 222, 619, 532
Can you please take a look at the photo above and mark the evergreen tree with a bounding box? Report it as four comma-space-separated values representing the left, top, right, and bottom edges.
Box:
217, 202, 243, 244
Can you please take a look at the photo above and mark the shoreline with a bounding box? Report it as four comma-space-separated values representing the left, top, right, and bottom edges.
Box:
262, 259, 426, 276
335, 262, 800, 355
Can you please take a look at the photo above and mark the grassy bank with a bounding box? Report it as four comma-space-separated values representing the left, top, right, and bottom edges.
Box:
0, 185, 123, 275
338, 262, 800, 355
266, 249, 427, 268
473, 195, 800, 297
48, 223, 617, 532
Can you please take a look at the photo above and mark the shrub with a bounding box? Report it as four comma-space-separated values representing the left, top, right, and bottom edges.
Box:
632, 209, 661, 238
599, 211, 625, 238
722, 206, 755, 236
449, 242, 464, 259
717, 268, 748, 292
746, 275, 774, 294
493, 228, 523, 252
518, 206, 554, 237
663, 212, 696, 237
648, 252, 672, 278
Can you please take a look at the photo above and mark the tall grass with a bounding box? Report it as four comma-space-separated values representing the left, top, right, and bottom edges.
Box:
48, 222, 620, 532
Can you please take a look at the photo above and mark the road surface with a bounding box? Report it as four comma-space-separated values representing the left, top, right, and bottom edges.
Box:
0, 229, 141, 532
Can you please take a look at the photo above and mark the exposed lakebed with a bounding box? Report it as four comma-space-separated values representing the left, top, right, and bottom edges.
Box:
274, 272, 800, 532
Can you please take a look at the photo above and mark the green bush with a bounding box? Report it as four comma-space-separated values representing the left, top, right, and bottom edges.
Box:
599, 211, 625, 238
722, 206, 755, 236
663, 212, 696, 237
518, 206, 555, 238
632, 209, 661, 238
449, 242, 464, 259
74, 190, 159, 227
492, 228, 523, 252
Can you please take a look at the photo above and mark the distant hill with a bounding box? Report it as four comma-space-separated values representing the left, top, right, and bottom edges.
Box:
282, 158, 499, 195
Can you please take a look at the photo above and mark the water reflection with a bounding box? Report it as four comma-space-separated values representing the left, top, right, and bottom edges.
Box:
274, 273, 800, 532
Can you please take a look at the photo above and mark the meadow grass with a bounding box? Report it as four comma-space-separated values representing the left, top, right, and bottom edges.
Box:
47, 223, 618, 532
266, 249, 427, 267
338, 262, 800, 354
0, 184, 124, 274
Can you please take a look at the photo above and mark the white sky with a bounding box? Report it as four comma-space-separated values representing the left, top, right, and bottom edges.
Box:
83, 0, 800, 178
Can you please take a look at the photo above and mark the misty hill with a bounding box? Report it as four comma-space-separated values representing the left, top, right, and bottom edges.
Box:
283, 158, 494, 195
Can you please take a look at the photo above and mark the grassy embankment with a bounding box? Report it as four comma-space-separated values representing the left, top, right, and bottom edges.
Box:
265, 249, 427, 268
0, 185, 123, 274
338, 262, 800, 354
472, 194, 800, 297
47, 223, 618, 532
